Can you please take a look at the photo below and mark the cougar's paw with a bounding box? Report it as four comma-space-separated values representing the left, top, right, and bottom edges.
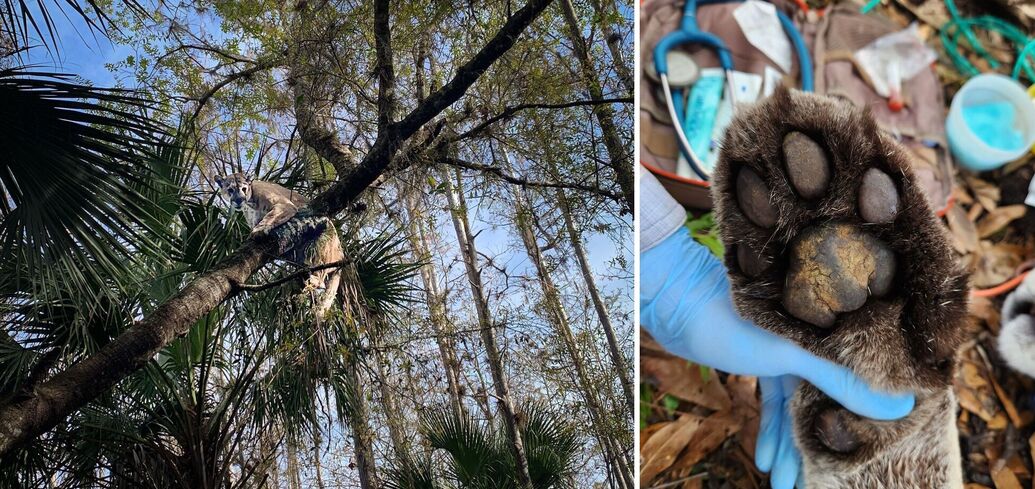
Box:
713, 87, 968, 467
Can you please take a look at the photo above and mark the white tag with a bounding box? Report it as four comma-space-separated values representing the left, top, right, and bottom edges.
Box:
733, 1, 793, 74
763, 65, 783, 97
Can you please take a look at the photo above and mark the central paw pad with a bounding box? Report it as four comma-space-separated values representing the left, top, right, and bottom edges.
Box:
783, 224, 895, 328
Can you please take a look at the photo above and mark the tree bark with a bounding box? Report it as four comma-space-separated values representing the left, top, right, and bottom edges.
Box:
555, 186, 633, 414
441, 166, 534, 489
510, 179, 634, 489
557, 0, 633, 214
286, 439, 303, 489
0, 0, 554, 455
588, 0, 633, 94
346, 358, 380, 489
372, 341, 412, 466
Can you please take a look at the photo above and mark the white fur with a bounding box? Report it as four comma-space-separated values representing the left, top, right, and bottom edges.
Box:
999, 315, 1035, 378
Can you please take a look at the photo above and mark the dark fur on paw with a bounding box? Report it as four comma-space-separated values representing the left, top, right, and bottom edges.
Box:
712, 87, 968, 472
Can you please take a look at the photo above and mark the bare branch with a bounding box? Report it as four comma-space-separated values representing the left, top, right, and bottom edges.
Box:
456, 97, 632, 140
310, 0, 554, 215
440, 157, 622, 203
390, 0, 555, 144
234, 260, 346, 293
190, 58, 283, 123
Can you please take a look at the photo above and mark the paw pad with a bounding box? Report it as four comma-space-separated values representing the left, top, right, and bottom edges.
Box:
783, 225, 895, 328
783, 132, 831, 200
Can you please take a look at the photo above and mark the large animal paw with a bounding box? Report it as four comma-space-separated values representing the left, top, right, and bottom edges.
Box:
713, 87, 968, 485
249, 226, 271, 238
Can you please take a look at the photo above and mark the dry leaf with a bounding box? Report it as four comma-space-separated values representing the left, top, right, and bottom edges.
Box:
965, 175, 1001, 211
640, 329, 668, 357
968, 202, 985, 223
1028, 432, 1035, 477
640, 421, 671, 450
991, 459, 1023, 489
961, 362, 989, 389
987, 412, 1009, 430
1005, 454, 1028, 478
968, 295, 1002, 333
726, 375, 760, 457
989, 375, 1025, 428
947, 204, 980, 253
641, 355, 731, 411
977, 205, 1027, 238
955, 186, 975, 206
957, 384, 997, 422
670, 410, 745, 472
640, 414, 705, 483
971, 241, 1026, 288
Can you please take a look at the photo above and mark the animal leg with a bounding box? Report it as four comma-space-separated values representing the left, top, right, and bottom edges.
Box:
251, 203, 298, 237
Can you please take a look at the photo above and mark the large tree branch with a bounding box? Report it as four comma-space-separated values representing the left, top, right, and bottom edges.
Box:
455, 97, 631, 141
440, 157, 622, 204
309, 0, 554, 215
373, 0, 396, 132
0, 0, 554, 456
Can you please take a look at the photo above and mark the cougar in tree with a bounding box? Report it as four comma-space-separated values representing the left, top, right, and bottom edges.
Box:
215, 173, 344, 318
712, 87, 968, 488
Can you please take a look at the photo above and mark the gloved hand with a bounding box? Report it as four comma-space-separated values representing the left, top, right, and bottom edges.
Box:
998, 271, 1035, 378
641, 227, 915, 489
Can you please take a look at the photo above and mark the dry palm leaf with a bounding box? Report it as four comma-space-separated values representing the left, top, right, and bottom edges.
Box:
977, 205, 1027, 238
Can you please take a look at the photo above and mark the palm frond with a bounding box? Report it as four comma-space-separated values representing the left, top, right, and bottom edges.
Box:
0, 68, 172, 305
349, 232, 421, 314
1, 0, 146, 53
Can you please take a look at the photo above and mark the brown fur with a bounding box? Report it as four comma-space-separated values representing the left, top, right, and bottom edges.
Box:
217, 173, 344, 319
711, 87, 968, 488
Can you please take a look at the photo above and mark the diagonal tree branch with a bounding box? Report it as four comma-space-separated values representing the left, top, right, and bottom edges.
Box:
439, 156, 623, 204
0, 0, 554, 456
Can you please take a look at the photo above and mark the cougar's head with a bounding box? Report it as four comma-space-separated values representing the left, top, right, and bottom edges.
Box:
215, 173, 253, 209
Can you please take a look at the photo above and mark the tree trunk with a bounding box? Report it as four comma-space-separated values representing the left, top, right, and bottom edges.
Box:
286, 439, 303, 489
401, 184, 467, 419
588, 0, 633, 94
312, 430, 327, 489
557, 0, 633, 213
555, 186, 633, 414
373, 342, 413, 466
511, 184, 634, 489
346, 359, 380, 489
441, 166, 534, 489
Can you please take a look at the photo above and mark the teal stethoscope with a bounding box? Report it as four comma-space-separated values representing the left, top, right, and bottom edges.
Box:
653, 0, 814, 180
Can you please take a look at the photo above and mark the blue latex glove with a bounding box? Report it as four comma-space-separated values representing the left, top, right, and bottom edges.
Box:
641, 227, 915, 489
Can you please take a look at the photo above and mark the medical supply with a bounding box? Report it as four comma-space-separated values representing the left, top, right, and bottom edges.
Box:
946, 74, 1035, 171
652, 0, 813, 180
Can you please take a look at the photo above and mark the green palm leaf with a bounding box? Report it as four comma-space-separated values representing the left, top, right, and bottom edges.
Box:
0, 68, 171, 304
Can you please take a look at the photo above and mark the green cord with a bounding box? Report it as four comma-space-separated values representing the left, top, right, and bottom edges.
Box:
860, 0, 881, 14
941, 0, 1035, 83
